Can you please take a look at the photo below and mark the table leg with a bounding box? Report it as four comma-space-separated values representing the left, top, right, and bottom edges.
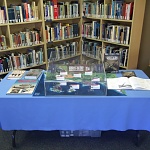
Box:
135, 130, 140, 146
12, 130, 17, 147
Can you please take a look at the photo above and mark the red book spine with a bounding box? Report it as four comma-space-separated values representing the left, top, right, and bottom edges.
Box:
122, 3, 126, 19
129, 2, 134, 20
24, 3, 29, 21
52, 0, 58, 19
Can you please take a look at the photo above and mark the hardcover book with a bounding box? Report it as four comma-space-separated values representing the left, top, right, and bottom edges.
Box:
24, 69, 43, 79
104, 54, 120, 73
7, 79, 38, 95
7, 70, 26, 79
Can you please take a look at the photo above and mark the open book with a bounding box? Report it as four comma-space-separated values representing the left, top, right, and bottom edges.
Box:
107, 77, 150, 90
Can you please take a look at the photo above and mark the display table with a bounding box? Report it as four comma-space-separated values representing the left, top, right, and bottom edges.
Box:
0, 70, 150, 146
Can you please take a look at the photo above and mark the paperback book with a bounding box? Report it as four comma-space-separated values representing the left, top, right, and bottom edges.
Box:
7, 79, 38, 95
24, 69, 43, 79
7, 70, 26, 79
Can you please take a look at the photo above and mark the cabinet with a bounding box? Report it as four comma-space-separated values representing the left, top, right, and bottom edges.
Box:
0, 0, 146, 77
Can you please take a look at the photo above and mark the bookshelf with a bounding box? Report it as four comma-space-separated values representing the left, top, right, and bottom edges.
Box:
44, 0, 82, 66
81, 0, 146, 69
0, 0, 46, 76
0, 0, 146, 77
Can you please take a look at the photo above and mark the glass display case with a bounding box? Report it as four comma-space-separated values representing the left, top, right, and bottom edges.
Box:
44, 62, 107, 96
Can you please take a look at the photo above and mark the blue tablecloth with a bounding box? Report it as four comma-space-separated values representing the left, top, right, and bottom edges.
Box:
0, 70, 150, 131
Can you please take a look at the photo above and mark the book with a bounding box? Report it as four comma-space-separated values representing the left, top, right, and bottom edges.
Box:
107, 77, 150, 90
6, 79, 38, 95
121, 71, 136, 78
24, 69, 43, 79
7, 70, 26, 79
104, 54, 120, 73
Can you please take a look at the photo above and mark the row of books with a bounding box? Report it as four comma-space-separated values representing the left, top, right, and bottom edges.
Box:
8, 1, 38, 23
47, 41, 79, 62
102, 24, 130, 45
45, 23, 79, 42
0, 35, 7, 50
44, 1, 79, 20
82, 21, 100, 39
0, 48, 43, 72
82, 40, 102, 60
82, 0, 134, 20
104, 45, 128, 67
10, 28, 41, 48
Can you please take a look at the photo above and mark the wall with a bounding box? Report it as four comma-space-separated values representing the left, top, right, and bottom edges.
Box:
138, 0, 150, 77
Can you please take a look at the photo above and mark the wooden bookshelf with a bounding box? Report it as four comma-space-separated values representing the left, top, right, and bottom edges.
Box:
81, 0, 146, 69
0, 0, 146, 76
0, 0, 46, 76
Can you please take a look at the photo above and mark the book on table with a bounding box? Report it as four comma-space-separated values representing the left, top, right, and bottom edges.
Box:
6, 79, 39, 95
7, 70, 26, 79
24, 69, 43, 79
107, 76, 150, 90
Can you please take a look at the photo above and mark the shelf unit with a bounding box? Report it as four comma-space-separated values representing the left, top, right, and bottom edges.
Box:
0, 0, 47, 76
0, 0, 146, 76
81, 0, 146, 69
44, 0, 82, 66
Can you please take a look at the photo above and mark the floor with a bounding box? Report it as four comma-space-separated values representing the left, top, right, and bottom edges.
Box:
0, 130, 150, 150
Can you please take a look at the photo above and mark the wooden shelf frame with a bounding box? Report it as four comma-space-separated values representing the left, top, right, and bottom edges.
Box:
0, 0, 146, 76
81, 0, 146, 69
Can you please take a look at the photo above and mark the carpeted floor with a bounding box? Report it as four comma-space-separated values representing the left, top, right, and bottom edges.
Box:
0, 130, 150, 150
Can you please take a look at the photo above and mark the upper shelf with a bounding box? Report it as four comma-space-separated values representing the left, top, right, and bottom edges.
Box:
45, 17, 81, 22
83, 17, 133, 23
0, 20, 43, 26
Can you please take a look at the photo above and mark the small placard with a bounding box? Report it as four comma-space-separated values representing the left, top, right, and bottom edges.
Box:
60, 81, 67, 86
73, 73, 81, 78
70, 84, 79, 89
60, 71, 68, 75
56, 75, 64, 80
85, 71, 92, 75
92, 78, 100, 82
91, 84, 100, 89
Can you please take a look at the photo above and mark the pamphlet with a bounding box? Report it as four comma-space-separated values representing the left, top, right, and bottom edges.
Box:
7, 70, 26, 79
7, 79, 39, 95
24, 69, 43, 79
